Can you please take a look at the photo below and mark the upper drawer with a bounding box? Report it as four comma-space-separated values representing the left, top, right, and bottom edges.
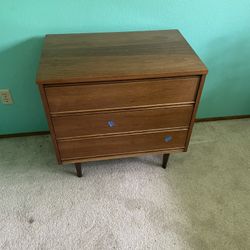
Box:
53, 105, 193, 139
45, 77, 200, 114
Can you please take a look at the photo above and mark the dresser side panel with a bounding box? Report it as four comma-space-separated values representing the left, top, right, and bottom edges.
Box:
38, 85, 62, 164
184, 74, 207, 151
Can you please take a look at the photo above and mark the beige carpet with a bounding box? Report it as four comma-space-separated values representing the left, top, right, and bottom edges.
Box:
0, 119, 250, 250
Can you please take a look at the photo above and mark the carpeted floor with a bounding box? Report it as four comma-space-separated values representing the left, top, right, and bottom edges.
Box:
0, 119, 250, 250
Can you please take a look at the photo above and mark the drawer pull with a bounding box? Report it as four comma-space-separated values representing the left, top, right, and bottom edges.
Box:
107, 120, 115, 128
164, 135, 173, 142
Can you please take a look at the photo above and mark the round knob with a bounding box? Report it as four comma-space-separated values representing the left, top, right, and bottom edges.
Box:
164, 135, 173, 142
107, 120, 115, 128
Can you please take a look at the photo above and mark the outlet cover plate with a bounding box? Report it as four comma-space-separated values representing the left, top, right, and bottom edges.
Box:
0, 89, 13, 104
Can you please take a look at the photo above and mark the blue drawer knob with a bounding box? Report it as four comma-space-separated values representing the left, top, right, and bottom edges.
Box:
164, 135, 173, 142
107, 120, 115, 128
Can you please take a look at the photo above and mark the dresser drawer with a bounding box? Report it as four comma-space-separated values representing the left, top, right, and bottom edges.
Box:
46, 77, 199, 114
58, 129, 188, 161
53, 105, 193, 139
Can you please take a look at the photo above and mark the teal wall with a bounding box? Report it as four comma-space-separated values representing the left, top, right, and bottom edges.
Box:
1, 0, 250, 135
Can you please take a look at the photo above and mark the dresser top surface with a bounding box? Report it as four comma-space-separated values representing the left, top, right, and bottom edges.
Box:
36, 30, 207, 84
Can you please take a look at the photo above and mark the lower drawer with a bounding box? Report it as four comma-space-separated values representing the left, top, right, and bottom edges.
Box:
58, 129, 188, 161
52, 105, 193, 139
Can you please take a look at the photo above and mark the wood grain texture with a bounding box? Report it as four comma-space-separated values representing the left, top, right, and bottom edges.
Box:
58, 129, 188, 161
45, 77, 199, 114
36, 30, 207, 84
53, 105, 193, 139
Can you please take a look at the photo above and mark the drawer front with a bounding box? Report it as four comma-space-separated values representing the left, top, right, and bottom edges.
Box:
53, 105, 193, 139
58, 130, 188, 161
46, 77, 199, 113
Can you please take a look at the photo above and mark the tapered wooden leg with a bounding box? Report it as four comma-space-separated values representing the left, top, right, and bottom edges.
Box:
162, 154, 170, 169
75, 163, 83, 177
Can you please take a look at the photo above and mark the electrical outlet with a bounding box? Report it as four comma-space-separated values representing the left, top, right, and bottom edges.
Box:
0, 89, 13, 104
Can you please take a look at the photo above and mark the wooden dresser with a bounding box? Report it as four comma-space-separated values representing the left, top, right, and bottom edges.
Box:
36, 30, 208, 177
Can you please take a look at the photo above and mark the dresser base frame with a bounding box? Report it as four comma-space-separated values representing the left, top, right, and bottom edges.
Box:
74, 153, 170, 177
